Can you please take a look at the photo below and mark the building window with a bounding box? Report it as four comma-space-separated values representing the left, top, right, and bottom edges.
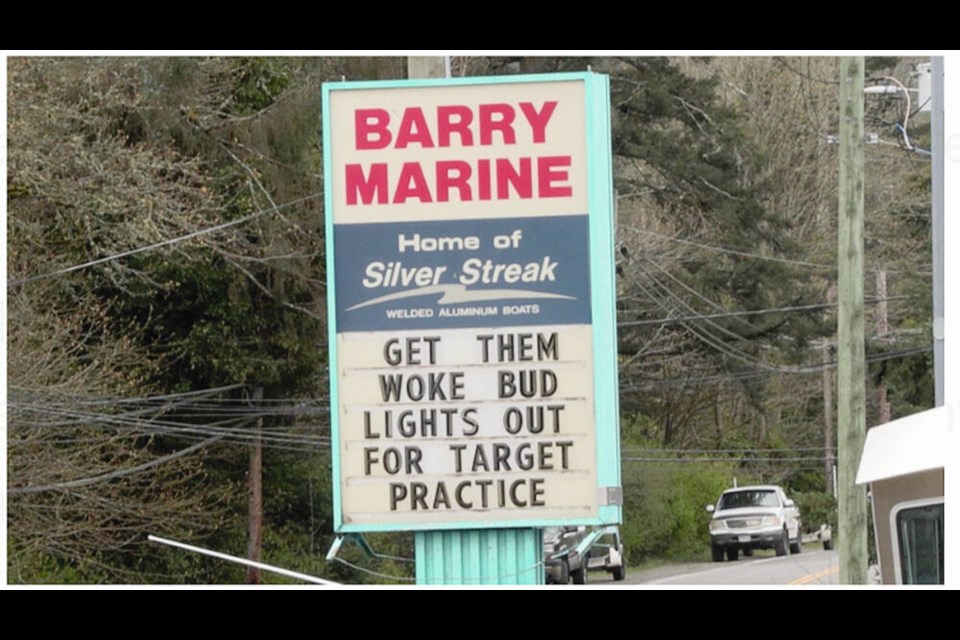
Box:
895, 502, 944, 585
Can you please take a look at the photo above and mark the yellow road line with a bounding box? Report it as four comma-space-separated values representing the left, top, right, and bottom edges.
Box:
790, 564, 839, 585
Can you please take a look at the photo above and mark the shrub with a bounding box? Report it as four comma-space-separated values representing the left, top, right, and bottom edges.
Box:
622, 459, 736, 561
793, 491, 837, 532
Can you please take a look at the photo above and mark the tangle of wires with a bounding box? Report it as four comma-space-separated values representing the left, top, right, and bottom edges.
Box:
864, 61, 932, 157
7, 384, 333, 455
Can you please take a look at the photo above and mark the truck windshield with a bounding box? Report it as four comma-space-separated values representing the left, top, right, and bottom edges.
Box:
719, 490, 780, 509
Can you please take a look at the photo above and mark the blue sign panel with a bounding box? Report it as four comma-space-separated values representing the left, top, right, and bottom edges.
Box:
335, 215, 592, 331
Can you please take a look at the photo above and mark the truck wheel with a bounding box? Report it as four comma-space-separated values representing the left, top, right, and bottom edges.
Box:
775, 529, 789, 557
712, 544, 724, 562
726, 547, 739, 562
571, 557, 588, 584
612, 555, 627, 581
790, 536, 802, 555
553, 559, 570, 585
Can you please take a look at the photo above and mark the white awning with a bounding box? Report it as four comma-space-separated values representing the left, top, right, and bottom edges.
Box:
856, 406, 949, 484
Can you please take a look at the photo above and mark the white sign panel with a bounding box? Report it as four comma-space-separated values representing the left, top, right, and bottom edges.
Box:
325, 75, 611, 531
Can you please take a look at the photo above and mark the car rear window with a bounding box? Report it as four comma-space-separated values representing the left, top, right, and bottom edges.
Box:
719, 490, 780, 509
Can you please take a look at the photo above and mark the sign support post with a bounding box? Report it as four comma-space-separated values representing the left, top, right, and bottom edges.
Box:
416, 528, 541, 585
406, 58, 542, 586
323, 71, 620, 585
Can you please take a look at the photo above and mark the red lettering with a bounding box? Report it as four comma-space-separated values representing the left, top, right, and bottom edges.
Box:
519, 101, 557, 143
537, 156, 572, 198
477, 159, 492, 201
393, 162, 433, 204
479, 104, 516, 145
355, 109, 391, 150
343, 156, 573, 207
496, 158, 532, 199
345, 163, 388, 205
436, 161, 472, 202
353, 102, 559, 150
437, 105, 474, 147
395, 107, 435, 149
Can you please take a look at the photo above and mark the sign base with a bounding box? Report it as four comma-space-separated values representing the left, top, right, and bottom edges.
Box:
415, 528, 543, 585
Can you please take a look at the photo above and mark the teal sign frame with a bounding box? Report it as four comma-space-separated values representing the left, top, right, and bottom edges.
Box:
323, 72, 620, 533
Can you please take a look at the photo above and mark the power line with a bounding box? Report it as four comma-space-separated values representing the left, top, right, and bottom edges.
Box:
623, 225, 834, 270
623, 447, 835, 453
632, 250, 830, 371
641, 255, 759, 333
9, 435, 224, 495
8, 192, 324, 287
623, 456, 830, 463
28, 384, 249, 405
620, 248, 928, 376
9, 413, 329, 445
9, 389, 331, 408
628, 261, 780, 370
620, 345, 932, 390
8, 402, 332, 449
11, 342, 931, 418
329, 557, 416, 584
618, 295, 913, 327
774, 57, 839, 86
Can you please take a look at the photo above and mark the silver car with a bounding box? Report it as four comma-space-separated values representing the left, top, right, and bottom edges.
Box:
706, 485, 802, 561
543, 526, 591, 584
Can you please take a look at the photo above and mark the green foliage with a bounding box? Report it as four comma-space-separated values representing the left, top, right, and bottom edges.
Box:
793, 491, 837, 532
622, 451, 735, 561
7, 54, 934, 583
881, 352, 934, 418
788, 469, 829, 494
7, 55, 332, 584
226, 58, 291, 116
332, 532, 416, 584
866, 57, 901, 74
7, 549, 89, 585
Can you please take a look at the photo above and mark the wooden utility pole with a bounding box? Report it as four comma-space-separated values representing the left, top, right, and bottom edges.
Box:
836, 57, 868, 585
822, 341, 834, 494
875, 270, 889, 339
246, 385, 264, 584
823, 284, 837, 495
876, 270, 891, 424
407, 56, 447, 79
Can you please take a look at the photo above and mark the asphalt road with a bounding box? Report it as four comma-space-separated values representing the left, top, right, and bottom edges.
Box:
579, 546, 838, 586
634, 548, 839, 586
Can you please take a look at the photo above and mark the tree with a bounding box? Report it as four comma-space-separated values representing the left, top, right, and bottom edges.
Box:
7, 56, 332, 582
8, 54, 933, 576
7, 58, 234, 581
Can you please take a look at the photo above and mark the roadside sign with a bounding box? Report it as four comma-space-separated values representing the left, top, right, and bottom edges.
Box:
323, 72, 620, 532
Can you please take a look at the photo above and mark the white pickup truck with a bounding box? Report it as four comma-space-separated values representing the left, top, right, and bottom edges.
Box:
706, 485, 802, 561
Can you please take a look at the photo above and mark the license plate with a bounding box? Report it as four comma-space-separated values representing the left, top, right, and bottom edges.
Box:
738, 535, 751, 543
